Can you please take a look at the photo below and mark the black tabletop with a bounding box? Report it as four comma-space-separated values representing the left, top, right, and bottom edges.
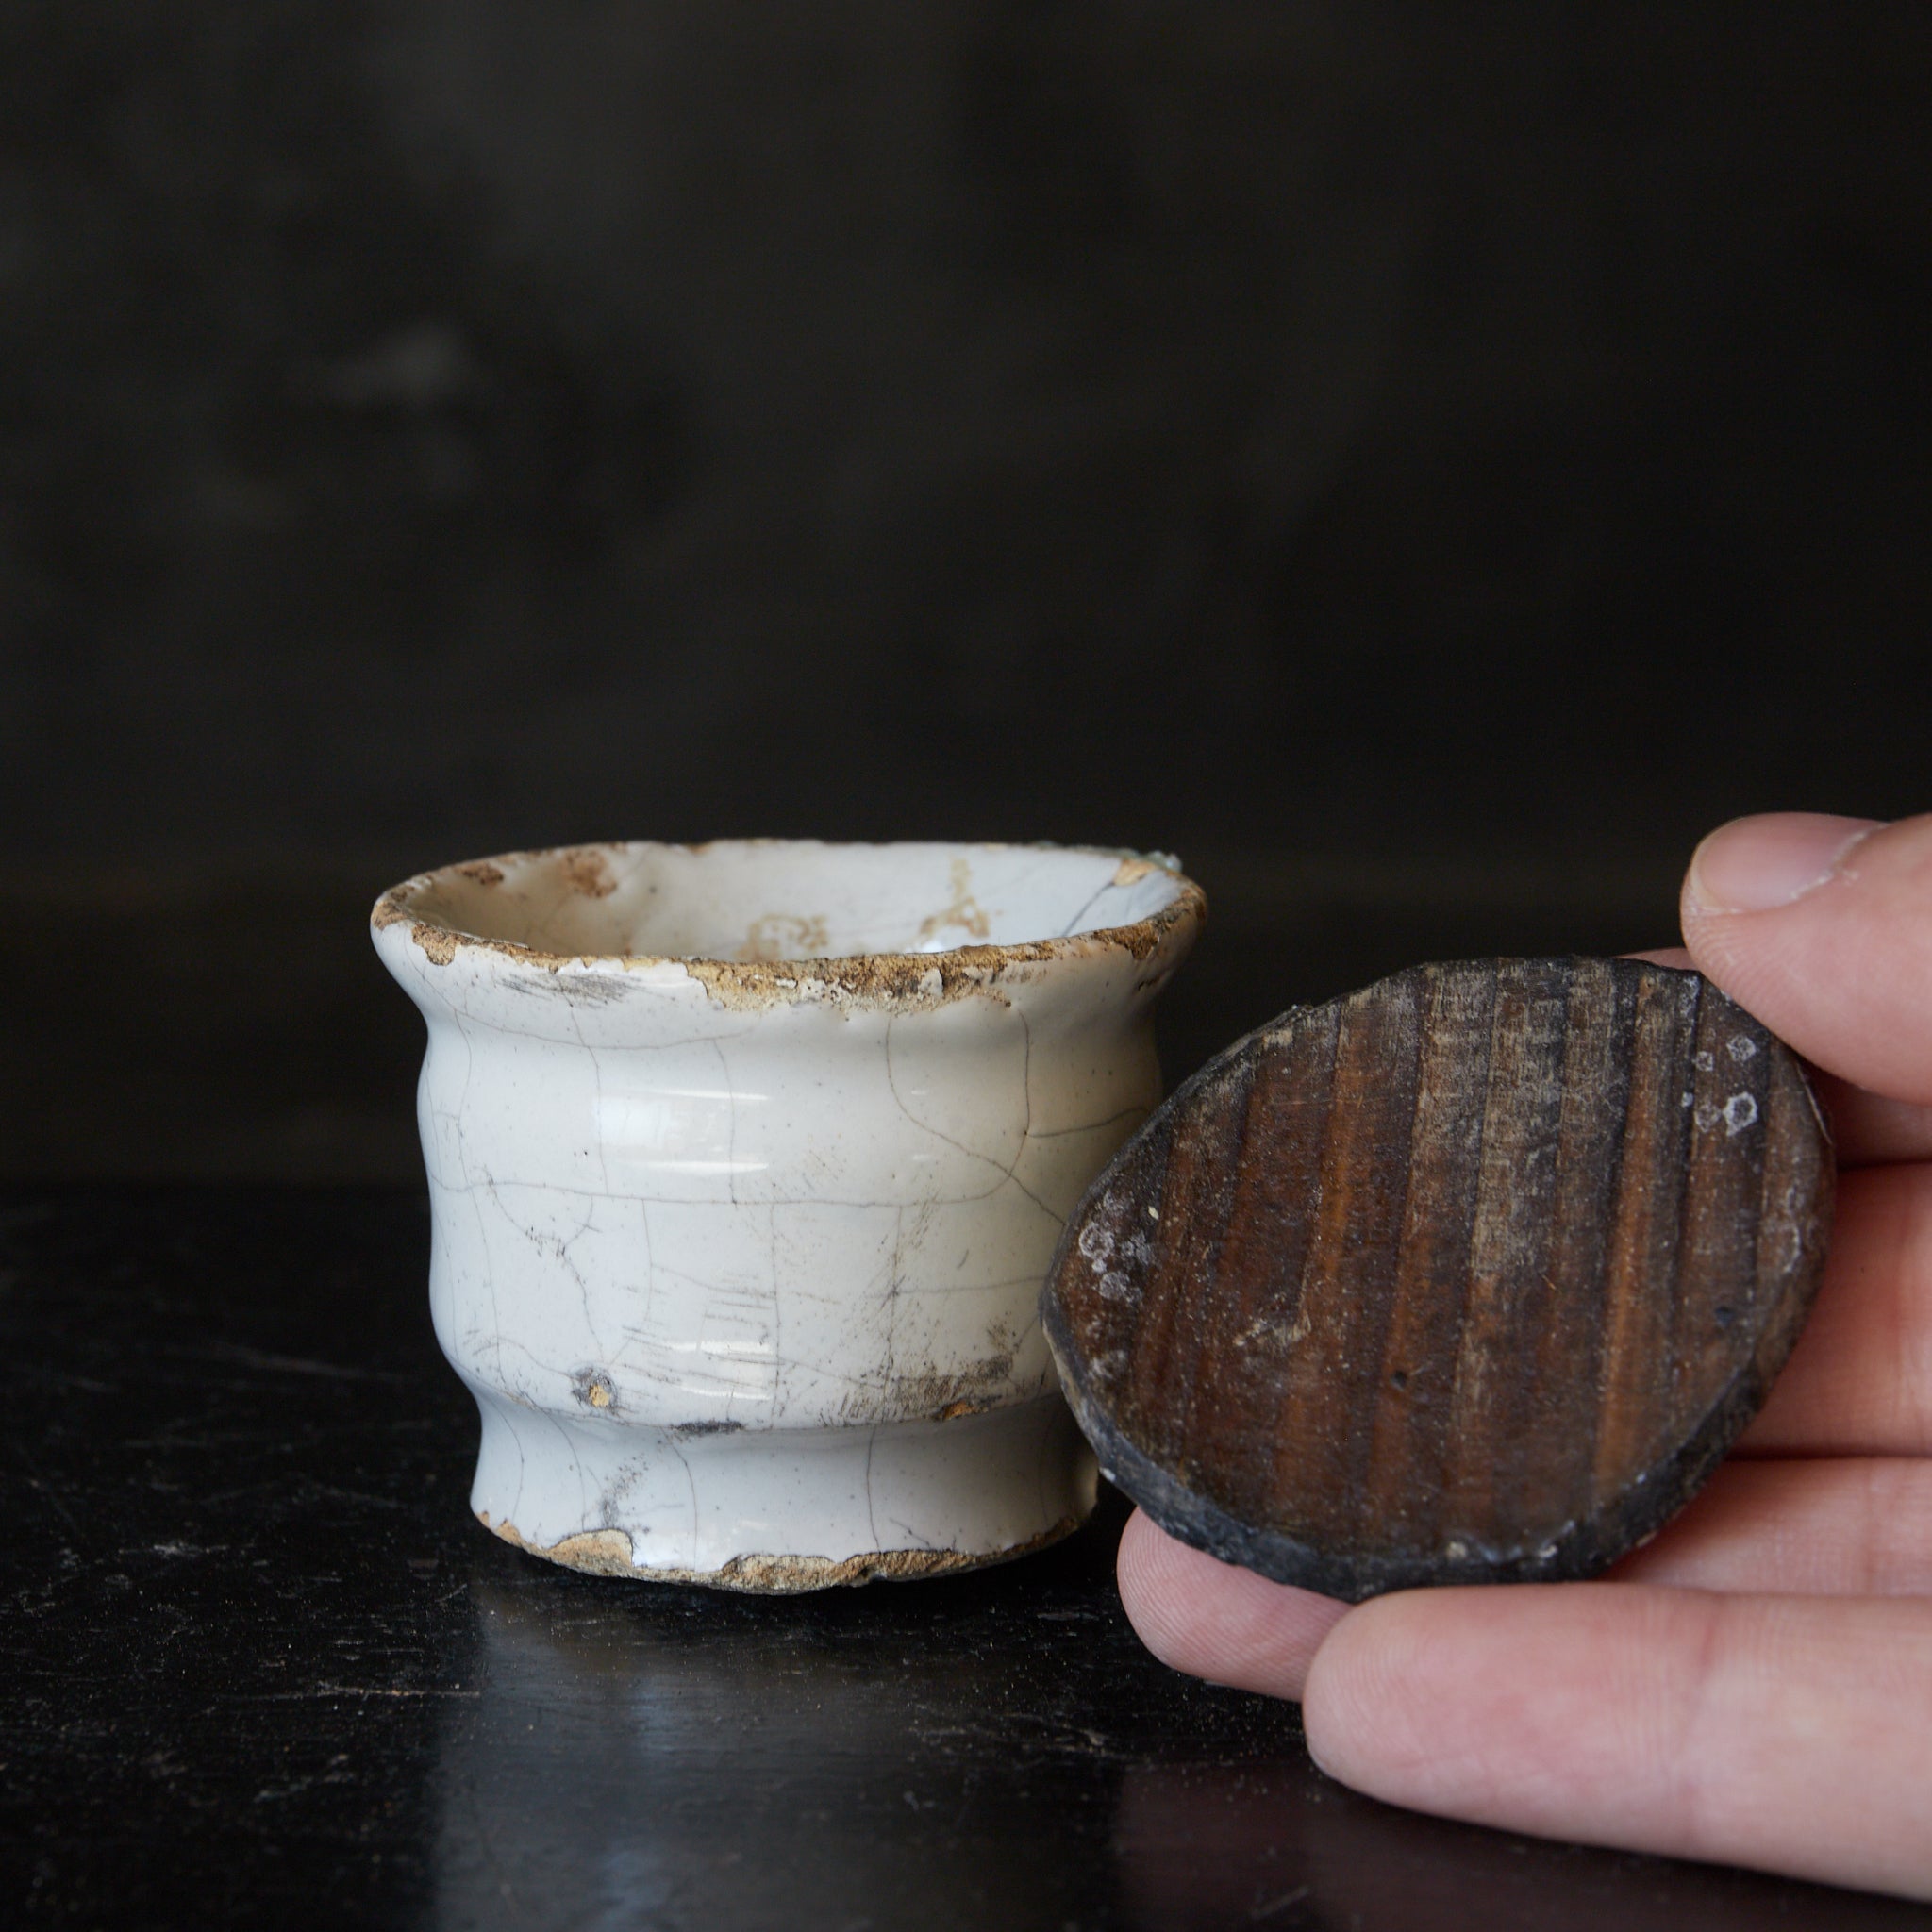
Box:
3, 1187, 1924, 1930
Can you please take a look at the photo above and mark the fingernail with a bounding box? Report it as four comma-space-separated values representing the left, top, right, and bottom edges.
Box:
1685, 814, 1882, 916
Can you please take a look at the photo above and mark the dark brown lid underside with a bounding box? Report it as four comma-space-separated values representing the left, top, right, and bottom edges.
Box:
1041, 958, 1834, 1600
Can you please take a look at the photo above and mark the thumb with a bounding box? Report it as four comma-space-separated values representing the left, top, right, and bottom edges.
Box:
1682, 812, 1932, 1106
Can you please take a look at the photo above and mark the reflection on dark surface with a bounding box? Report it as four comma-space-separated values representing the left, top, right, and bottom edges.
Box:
6, 1190, 1930, 1931
425, 1511, 1307, 1932
1110, 1760, 1930, 1932
426, 1533, 1930, 1932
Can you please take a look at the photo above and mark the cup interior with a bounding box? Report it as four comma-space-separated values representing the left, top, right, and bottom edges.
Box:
399, 841, 1191, 962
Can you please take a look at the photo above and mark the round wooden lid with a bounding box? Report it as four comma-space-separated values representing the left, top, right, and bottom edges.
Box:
1041, 958, 1834, 1600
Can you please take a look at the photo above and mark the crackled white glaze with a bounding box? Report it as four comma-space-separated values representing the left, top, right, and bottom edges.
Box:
372, 841, 1203, 1589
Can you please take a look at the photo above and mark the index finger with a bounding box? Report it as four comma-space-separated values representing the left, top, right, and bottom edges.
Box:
1682, 813, 1932, 1107
1629, 945, 1932, 1165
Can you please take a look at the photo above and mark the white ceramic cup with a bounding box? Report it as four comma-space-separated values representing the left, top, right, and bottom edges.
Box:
372, 840, 1204, 1590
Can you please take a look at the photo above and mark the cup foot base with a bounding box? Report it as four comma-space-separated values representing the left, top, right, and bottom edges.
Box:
464, 1391, 1099, 1588
477, 1507, 1087, 1591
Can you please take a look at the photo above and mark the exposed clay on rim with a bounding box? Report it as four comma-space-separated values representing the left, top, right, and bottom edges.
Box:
371, 842, 1206, 1011
410, 923, 460, 966
480, 1509, 1084, 1591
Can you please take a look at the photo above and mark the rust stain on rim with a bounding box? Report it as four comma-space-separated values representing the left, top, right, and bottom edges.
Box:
371, 840, 1207, 1010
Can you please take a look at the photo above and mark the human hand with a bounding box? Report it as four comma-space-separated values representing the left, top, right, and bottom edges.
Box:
1117, 811, 1932, 1897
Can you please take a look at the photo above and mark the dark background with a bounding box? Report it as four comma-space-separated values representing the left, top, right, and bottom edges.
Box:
4, 17, 1931, 1923
5, 2, 1929, 1181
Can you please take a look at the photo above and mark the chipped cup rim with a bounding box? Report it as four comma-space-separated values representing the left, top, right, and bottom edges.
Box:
369, 838, 1207, 1002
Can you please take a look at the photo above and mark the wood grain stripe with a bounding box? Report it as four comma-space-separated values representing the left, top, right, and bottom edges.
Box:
1186, 1006, 1342, 1525
1359, 961, 1497, 1555
1441, 958, 1572, 1542
1261, 974, 1424, 1543
1590, 968, 1702, 1506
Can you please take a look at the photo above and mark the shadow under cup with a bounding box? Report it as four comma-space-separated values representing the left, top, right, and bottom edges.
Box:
371, 840, 1204, 1590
